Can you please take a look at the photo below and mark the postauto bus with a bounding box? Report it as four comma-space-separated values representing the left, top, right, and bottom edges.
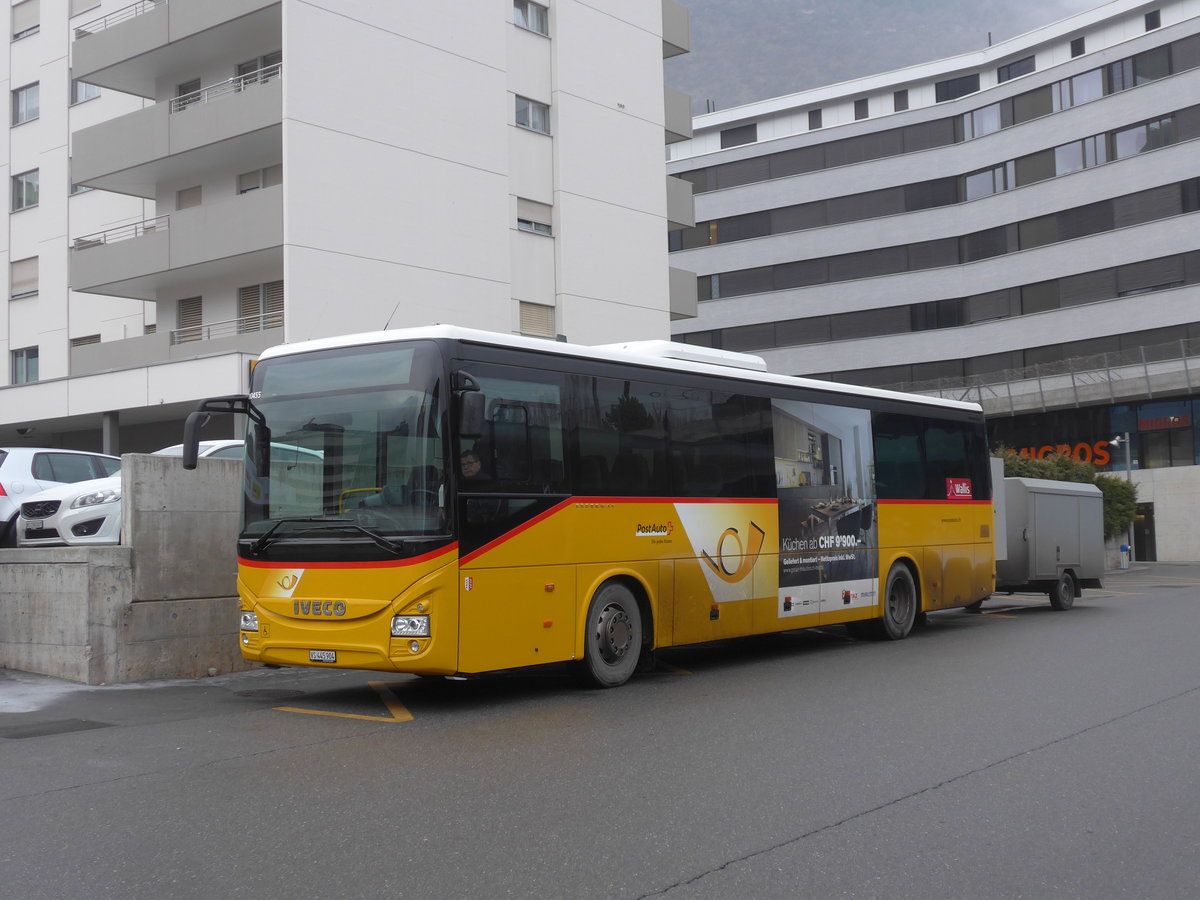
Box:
183, 326, 993, 687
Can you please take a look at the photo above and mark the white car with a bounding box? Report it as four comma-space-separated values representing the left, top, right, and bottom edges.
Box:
15, 440, 247, 548
0, 447, 121, 547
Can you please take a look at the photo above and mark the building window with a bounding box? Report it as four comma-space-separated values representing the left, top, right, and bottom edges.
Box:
1145, 10, 1161, 30
70, 79, 100, 105
513, 0, 548, 36
808, 109, 822, 130
11, 347, 38, 384
854, 98, 869, 120
177, 186, 202, 210
515, 95, 550, 134
997, 56, 1036, 83
893, 90, 909, 112
237, 165, 282, 194
11, 170, 38, 211
70, 334, 101, 348
518, 301, 554, 337
238, 281, 284, 332
1112, 116, 1174, 159
517, 218, 551, 235
10, 257, 37, 299
11, 83, 38, 125
176, 297, 203, 343
1070, 37, 1086, 57
70, 182, 93, 196
720, 123, 757, 148
11, 0, 38, 40
175, 78, 201, 110
935, 73, 980, 102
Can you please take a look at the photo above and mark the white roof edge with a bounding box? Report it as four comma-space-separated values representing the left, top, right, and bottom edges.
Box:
258, 325, 982, 414
689, 0, 1144, 131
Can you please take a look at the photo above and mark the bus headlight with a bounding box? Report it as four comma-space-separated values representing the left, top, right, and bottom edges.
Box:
391, 615, 430, 637
240, 611, 259, 632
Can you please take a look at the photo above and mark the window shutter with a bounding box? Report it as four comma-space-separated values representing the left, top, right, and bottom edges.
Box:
519, 301, 554, 337
263, 280, 284, 328
177, 186, 202, 209
10, 257, 38, 298
177, 297, 203, 342
263, 164, 283, 187
12, 1, 39, 38
238, 285, 261, 332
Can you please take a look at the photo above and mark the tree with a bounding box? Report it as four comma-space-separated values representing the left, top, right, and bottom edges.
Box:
992, 446, 1136, 539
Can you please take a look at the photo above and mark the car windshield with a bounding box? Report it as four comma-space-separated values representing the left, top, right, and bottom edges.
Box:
243, 340, 447, 540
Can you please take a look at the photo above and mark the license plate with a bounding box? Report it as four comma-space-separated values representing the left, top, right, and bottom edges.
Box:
309, 650, 336, 663
27, 519, 43, 530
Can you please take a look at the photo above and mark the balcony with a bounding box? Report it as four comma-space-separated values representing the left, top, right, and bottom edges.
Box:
69, 322, 282, 379
70, 185, 283, 300
73, 0, 281, 99
669, 266, 697, 321
661, 0, 691, 59
72, 65, 282, 199
666, 175, 695, 231
664, 85, 693, 144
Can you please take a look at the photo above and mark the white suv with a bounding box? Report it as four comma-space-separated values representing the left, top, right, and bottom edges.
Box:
0, 447, 121, 547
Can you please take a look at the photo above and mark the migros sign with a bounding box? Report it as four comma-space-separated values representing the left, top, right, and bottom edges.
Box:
1007, 442, 1112, 465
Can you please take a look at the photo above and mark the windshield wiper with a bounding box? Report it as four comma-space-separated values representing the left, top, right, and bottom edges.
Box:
248, 516, 406, 556
249, 516, 337, 556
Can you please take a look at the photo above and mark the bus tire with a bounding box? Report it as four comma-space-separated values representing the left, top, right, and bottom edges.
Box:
1049, 571, 1075, 611
880, 563, 918, 640
583, 581, 642, 688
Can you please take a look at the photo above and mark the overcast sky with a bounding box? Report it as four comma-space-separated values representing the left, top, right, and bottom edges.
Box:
666, 0, 1108, 112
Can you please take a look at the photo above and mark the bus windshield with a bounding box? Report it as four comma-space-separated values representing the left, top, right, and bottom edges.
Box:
243, 340, 447, 544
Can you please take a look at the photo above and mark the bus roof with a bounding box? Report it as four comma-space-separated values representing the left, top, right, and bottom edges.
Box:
256, 325, 982, 414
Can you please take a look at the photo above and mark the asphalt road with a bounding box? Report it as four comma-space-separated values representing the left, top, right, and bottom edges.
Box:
2, 563, 1199, 899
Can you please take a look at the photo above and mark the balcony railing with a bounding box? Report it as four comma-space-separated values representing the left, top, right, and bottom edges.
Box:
171, 312, 284, 345
171, 63, 282, 113
72, 216, 170, 250
75, 0, 166, 38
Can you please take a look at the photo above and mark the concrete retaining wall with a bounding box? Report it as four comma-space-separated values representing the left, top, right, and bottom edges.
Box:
0, 454, 252, 684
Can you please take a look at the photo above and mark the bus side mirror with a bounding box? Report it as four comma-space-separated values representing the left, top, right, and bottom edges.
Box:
459, 391, 485, 439
182, 411, 210, 470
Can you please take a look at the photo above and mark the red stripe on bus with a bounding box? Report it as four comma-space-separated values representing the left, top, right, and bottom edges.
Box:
875, 499, 993, 505
458, 498, 576, 565
239, 542, 458, 570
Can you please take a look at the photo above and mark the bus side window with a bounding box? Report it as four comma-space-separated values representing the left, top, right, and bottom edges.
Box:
872, 412, 925, 500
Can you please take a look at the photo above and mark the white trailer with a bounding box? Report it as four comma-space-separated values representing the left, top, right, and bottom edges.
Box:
990, 462, 1105, 610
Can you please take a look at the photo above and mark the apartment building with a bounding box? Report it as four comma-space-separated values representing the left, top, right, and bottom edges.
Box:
667, 0, 1200, 559
1, 0, 696, 453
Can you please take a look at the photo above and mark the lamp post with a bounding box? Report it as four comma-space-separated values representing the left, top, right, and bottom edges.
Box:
1110, 432, 1133, 564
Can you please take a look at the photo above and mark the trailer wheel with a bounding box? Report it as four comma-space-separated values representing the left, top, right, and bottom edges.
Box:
1049, 571, 1075, 611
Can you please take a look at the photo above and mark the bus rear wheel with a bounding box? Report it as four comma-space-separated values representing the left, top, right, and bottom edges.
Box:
880, 563, 918, 639
583, 581, 642, 688
848, 563, 918, 640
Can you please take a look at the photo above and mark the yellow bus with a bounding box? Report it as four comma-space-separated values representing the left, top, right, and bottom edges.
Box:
184, 325, 994, 687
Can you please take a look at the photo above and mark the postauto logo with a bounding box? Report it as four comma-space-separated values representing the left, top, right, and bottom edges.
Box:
701, 521, 766, 584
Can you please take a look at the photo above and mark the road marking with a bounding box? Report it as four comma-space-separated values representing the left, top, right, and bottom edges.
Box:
274, 681, 414, 723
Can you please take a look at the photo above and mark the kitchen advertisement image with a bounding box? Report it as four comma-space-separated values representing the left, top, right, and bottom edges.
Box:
773, 400, 878, 617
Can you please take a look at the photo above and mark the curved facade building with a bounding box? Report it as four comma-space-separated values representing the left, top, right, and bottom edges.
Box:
667, 0, 1200, 560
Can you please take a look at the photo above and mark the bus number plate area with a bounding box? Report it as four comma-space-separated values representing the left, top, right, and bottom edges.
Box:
309, 650, 337, 663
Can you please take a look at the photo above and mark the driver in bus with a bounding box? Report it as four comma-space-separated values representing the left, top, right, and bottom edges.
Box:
460, 449, 486, 482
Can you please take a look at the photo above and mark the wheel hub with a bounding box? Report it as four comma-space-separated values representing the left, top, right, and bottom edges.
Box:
597, 605, 632, 662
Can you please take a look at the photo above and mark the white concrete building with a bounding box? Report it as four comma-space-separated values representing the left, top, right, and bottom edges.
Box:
1, 0, 696, 453
667, 0, 1200, 560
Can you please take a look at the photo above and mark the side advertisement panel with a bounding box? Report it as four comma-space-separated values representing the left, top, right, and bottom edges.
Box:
772, 400, 879, 621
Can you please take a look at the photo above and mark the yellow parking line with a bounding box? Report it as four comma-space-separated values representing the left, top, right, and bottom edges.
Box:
274, 681, 414, 723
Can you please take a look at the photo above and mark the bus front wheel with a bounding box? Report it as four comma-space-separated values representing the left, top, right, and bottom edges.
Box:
583, 581, 642, 688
